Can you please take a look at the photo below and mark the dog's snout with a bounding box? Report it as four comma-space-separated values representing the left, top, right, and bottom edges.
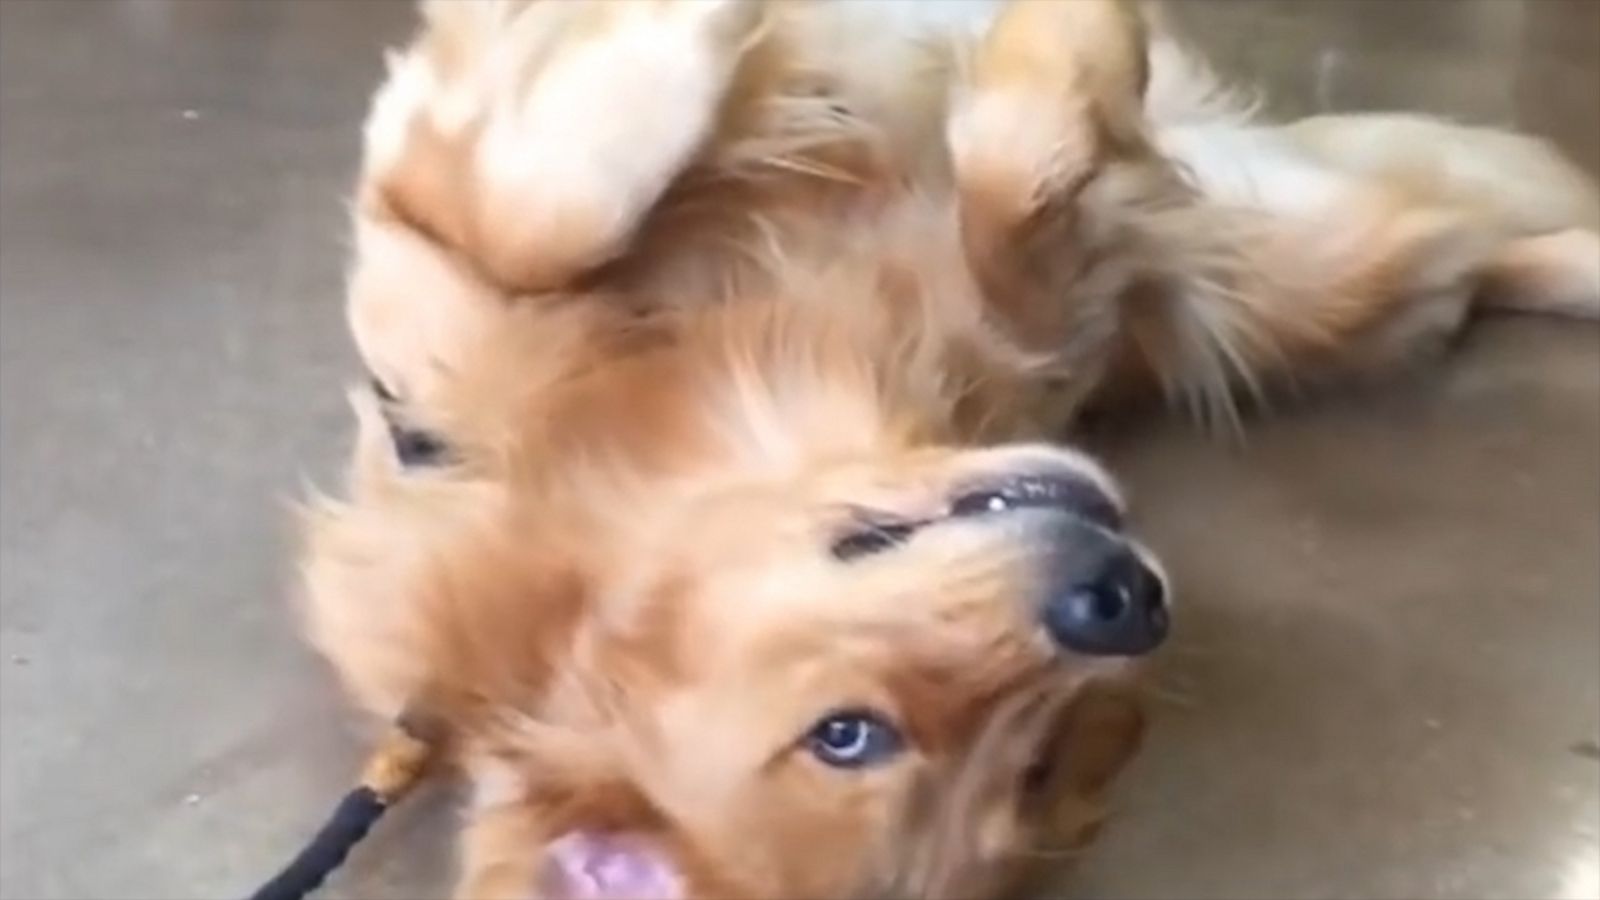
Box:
1038, 521, 1168, 657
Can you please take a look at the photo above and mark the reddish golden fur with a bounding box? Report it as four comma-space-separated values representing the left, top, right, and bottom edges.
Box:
298, 1, 1599, 897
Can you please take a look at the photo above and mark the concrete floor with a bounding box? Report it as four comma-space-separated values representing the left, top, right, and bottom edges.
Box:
0, 2, 1595, 898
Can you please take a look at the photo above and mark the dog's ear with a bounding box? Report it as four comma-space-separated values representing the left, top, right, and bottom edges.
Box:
538, 831, 684, 900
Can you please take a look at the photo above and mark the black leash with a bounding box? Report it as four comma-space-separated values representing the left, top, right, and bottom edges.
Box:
248, 383, 450, 900
248, 787, 389, 900
247, 716, 439, 900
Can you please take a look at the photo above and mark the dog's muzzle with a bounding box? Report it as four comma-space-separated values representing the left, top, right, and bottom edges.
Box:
1036, 514, 1168, 656
949, 470, 1170, 658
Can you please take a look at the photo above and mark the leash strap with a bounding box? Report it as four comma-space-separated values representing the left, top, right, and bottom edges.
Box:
247, 786, 388, 900
246, 720, 436, 900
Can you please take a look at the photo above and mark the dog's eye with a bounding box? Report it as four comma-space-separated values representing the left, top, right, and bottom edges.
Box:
830, 522, 916, 561
370, 377, 452, 468
805, 710, 904, 768
1021, 755, 1056, 794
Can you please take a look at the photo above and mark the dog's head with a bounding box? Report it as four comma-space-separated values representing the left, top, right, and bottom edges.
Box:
536, 446, 1164, 900
307, 416, 1167, 898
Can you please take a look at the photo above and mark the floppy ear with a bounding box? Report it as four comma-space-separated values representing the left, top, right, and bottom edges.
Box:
538, 831, 684, 900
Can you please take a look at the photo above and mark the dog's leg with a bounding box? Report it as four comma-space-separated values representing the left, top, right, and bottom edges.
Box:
1102, 182, 1600, 426
951, 4, 1597, 426
948, 0, 1151, 309
946, 0, 1192, 417
1117, 101, 1600, 422
345, 0, 766, 446
947, 0, 1150, 208
1479, 228, 1600, 320
362, 0, 764, 294
1289, 113, 1600, 321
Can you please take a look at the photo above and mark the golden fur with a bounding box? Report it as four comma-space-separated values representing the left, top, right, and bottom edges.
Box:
296, 1, 1599, 897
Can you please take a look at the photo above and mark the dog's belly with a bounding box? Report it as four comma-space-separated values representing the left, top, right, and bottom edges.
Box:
1155, 123, 1354, 219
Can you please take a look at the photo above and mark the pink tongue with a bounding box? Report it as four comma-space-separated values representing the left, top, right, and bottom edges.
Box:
539, 831, 683, 900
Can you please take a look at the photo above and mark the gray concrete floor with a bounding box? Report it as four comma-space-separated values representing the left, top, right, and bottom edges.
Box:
0, 2, 1595, 899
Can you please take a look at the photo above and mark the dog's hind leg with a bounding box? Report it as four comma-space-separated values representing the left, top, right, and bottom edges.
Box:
1104, 127, 1600, 423
1281, 112, 1600, 324
1477, 228, 1600, 320
951, 8, 1597, 425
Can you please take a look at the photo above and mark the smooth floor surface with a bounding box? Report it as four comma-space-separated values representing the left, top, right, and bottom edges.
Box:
1, 2, 1596, 898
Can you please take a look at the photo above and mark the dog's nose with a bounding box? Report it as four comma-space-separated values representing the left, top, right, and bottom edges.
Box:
1039, 522, 1168, 657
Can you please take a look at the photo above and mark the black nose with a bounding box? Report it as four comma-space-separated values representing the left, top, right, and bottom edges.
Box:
1040, 527, 1168, 656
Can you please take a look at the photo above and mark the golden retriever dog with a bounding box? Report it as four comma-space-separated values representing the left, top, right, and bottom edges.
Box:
295, 0, 1599, 897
